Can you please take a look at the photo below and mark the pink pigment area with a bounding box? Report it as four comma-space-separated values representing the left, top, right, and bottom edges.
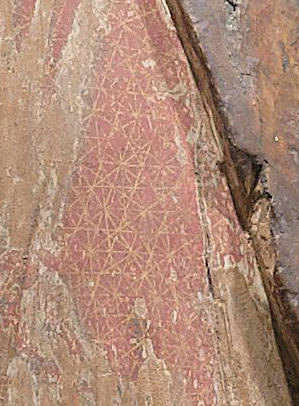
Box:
52, 1, 216, 403
14, 0, 36, 50
48, 0, 81, 62
14, 0, 81, 94
11, 0, 217, 403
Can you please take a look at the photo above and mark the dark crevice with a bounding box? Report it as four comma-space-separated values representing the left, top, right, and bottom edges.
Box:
195, 161, 215, 299
225, 0, 238, 12
165, 0, 297, 400
163, 0, 269, 250
204, 235, 214, 298
164, 0, 263, 231
225, 144, 265, 230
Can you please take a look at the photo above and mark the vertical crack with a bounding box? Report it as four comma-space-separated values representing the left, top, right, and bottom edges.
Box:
194, 133, 214, 299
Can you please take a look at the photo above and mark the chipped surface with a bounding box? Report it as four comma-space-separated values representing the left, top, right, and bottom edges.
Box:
166, 0, 299, 396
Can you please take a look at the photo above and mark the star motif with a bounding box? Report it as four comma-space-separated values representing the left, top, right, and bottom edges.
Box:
52, 1, 216, 403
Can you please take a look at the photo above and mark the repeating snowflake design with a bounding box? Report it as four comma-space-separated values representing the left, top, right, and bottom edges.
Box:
49, 0, 215, 403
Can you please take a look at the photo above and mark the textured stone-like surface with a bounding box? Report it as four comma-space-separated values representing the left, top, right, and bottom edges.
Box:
166, 0, 299, 397
0, 0, 291, 404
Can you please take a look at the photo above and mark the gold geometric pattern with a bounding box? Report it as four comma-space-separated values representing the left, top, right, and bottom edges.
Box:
50, 1, 215, 403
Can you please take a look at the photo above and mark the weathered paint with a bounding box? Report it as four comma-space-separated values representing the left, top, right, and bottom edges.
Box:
0, 0, 291, 404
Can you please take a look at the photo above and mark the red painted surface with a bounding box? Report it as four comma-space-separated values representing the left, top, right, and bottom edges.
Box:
46, 1, 216, 402
49, 0, 81, 61
0, 1, 293, 404
14, 0, 37, 49
1, 1, 253, 404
